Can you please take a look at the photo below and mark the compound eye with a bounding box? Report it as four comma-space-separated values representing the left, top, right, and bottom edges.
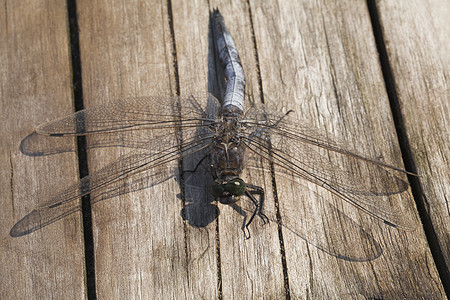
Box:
223, 178, 246, 196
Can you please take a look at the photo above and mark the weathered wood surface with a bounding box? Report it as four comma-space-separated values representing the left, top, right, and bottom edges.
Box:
0, 0, 86, 299
245, 1, 445, 298
376, 0, 450, 278
1, 0, 447, 299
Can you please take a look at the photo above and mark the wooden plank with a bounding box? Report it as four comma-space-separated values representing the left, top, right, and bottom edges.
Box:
170, 1, 221, 298
211, 2, 288, 299
0, 0, 86, 298
75, 0, 198, 298
173, 1, 287, 299
4, 0, 445, 298
248, 0, 445, 298
71, 1, 444, 298
376, 0, 450, 278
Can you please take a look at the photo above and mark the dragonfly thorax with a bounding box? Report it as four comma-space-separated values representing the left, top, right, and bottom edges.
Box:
210, 142, 245, 176
211, 108, 246, 180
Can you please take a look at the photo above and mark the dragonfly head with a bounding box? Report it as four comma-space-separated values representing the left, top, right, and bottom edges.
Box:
211, 178, 246, 204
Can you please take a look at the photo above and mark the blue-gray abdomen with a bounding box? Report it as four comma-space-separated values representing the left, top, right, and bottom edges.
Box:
212, 10, 246, 113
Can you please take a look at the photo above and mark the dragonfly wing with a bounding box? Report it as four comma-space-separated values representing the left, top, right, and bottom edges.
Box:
243, 104, 414, 175
36, 93, 220, 136
242, 105, 415, 229
239, 168, 382, 261
11, 125, 214, 237
21, 93, 220, 155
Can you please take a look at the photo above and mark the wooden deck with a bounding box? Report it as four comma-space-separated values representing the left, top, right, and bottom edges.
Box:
1, 0, 448, 299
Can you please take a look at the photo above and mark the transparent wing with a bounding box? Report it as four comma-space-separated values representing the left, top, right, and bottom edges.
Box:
11, 132, 214, 237
11, 93, 220, 236
241, 104, 415, 229
22, 93, 221, 155
241, 162, 383, 261
36, 93, 220, 136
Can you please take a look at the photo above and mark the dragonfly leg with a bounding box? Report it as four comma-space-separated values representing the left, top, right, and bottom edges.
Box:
244, 184, 269, 238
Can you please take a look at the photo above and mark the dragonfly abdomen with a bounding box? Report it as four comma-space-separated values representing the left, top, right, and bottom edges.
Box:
212, 9, 245, 113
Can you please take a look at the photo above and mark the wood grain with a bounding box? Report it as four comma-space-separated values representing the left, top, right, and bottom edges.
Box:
0, 0, 85, 298
175, 1, 287, 298
2, 0, 447, 299
248, 0, 444, 298
171, 1, 221, 298
75, 0, 189, 298
377, 0, 450, 278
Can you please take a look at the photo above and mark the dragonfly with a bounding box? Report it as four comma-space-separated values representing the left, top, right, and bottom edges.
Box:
11, 10, 416, 261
